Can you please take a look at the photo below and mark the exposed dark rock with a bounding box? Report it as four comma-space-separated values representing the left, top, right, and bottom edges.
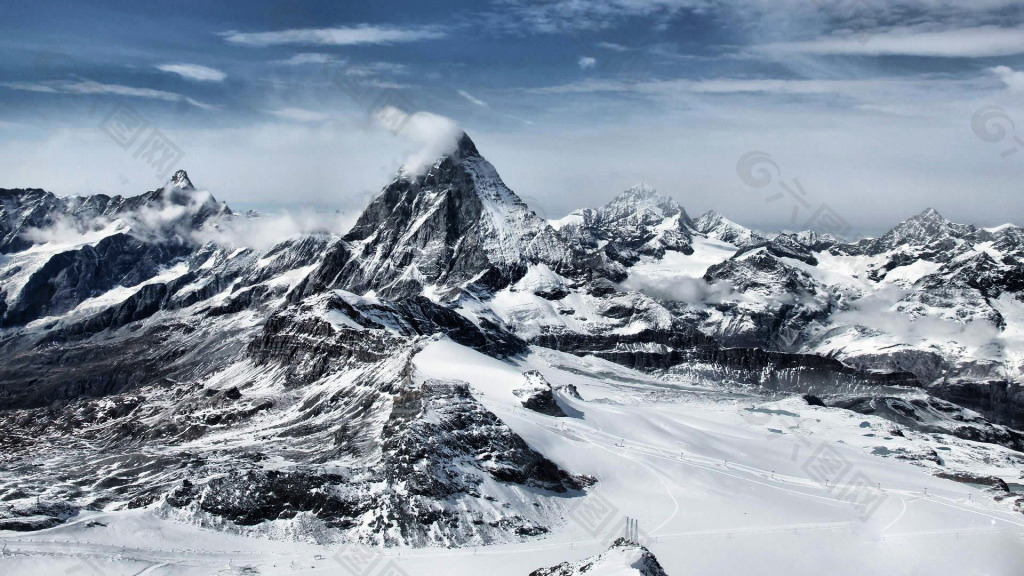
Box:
802, 394, 826, 407
514, 371, 567, 416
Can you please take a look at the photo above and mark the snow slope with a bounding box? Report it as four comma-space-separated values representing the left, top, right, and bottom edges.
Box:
4, 339, 1023, 575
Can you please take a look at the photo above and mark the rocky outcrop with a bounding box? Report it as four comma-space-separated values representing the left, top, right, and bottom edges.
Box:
514, 371, 567, 416
530, 539, 669, 576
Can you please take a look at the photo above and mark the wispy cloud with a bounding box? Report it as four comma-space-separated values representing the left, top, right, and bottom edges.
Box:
760, 25, 1024, 58
156, 63, 227, 82
458, 89, 489, 107
578, 56, 597, 70
360, 79, 416, 90
275, 53, 338, 66
344, 62, 408, 77
495, 0, 1024, 35
494, 0, 700, 33
266, 107, 331, 122
0, 80, 215, 109
221, 25, 445, 47
527, 76, 982, 100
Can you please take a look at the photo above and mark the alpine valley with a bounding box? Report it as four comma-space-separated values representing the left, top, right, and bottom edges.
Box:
1, 133, 1023, 575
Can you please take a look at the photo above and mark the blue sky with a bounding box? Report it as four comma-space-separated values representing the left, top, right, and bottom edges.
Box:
1, 0, 1023, 234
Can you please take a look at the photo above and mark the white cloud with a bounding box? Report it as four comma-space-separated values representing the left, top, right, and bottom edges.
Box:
526, 75, 982, 101
267, 108, 331, 122
620, 275, 742, 306
373, 107, 463, 178
358, 79, 415, 90
221, 25, 445, 47
496, 0, 1024, 34
830, 289, 1001, 349
989, 66, 1024, 92
457, 89, 489, 108
156, 63, 227, 82
276, 53, 337, 66
0, 79, 215, 109
578, 56, 597, 70
20, 213, 103, 245
760, 25, 1024, 58
495, 0, 703, 32
193, 210, 359, 251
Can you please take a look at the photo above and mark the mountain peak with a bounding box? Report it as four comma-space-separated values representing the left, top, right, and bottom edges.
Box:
336, 127, 573, 300
695, 210, 728, 228
169, 170, 194, 191
863, 205, 976, 255
455, 131, 480, 159
607, 184, 680, 215
694, 209, 766, 247
915, 207, 944, 222
620, 182, 659, 200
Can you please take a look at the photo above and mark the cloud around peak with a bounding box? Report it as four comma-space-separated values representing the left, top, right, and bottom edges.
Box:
373, 107, 464, 178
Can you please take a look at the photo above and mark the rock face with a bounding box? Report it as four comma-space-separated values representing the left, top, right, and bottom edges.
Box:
530, 539, 670, 576
1, 131, 1024, 546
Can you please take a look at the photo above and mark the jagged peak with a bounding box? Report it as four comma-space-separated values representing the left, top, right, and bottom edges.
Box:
890, 207, 966, 234
620, 182, 658, 198
454, 131, 480, 159
169, 169, 194, 191
605, 183, 682, 215
695, 209, 745, 232
695, 209, 732, 228
912, 207, 945, 222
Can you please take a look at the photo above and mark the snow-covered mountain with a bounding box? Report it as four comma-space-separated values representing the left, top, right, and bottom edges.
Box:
1, 132, 1024, 574
292, 134, 577, 303
692, 209, 767, 248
